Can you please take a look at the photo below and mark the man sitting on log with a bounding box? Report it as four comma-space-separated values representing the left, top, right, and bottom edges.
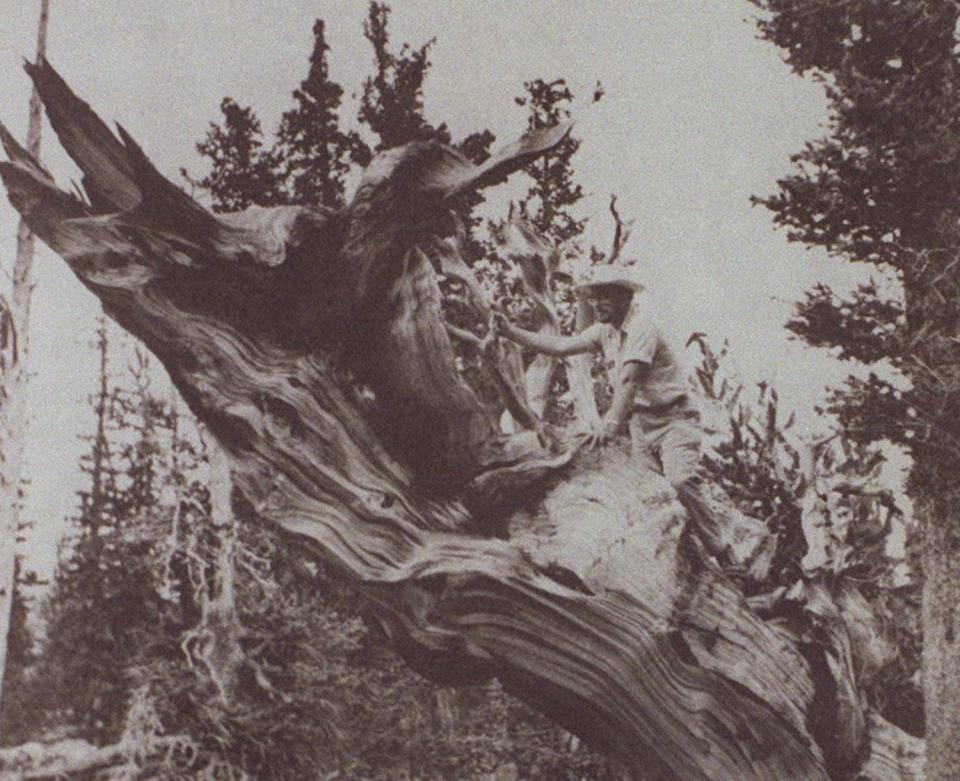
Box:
494, 263, 703, 491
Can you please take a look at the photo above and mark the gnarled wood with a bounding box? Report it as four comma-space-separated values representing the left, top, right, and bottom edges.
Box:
0, 737, 184, 778
0, 59, 921, 779
862, 711, 924, 781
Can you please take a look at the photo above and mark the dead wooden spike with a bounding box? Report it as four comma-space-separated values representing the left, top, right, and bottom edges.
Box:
438, 121, 573, 198
25, 57, 140, 210
114, 121, 188, 208
608, 194, 635, 265
0, 122, 26, 163
0, 160, 88, 228
0, 122, 54, 187
0, 295, 15, 365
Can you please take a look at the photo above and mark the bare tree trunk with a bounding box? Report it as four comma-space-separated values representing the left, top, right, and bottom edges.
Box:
0, 61, 925, 779
493, 213, 600, 430
0, 0, 48, 730
921, 495, 960, 781
179, 429, 244, 704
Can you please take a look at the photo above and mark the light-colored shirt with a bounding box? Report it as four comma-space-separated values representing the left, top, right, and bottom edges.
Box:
584, 290, 689, 410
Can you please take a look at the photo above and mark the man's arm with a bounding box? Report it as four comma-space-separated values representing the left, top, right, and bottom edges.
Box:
584, 360, 648, 448
605, 360, 647, 432
496, 315, 599, 357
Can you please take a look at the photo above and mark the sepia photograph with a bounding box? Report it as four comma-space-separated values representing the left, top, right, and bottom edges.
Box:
0, 1, 952, 778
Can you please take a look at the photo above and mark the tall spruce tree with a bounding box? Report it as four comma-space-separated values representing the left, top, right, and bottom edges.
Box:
357, 2, 451, 151
39, 321, 126, 742
515, 78, 585, 245
36, 325, 165, 744
275, 19, 367, 208
195, 5, 493, 211
357, 2, 494, 167
748, 2, 960, 775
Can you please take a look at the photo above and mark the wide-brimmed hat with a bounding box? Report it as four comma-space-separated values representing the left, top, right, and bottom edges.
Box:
559, 260, 646, 292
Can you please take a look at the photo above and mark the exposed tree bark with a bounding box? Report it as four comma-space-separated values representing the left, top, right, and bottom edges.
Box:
493, 213, 600, 430
0, 60, 925, 779
0, 0, 48, 729
0, 736, 183, 778
863, 711, 925, 781
431, 233, 544, 438
0, 296, 16, 736
495, 213, 562, 420
920, 494, 960, 780
179, 430, 244, 705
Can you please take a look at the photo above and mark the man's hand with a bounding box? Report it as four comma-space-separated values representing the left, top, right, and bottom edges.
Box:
490, 311, 514, 340
581, 418, 620, 450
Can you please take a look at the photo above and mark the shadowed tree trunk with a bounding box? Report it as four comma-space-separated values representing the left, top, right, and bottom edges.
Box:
0, 60, 924, 780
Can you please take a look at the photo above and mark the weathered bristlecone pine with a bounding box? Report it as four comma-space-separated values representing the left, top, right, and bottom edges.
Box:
0, 60, 923, 780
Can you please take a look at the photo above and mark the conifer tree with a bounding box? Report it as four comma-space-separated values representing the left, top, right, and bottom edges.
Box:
0, 557, 41, 745
193, 99, 284, 212
357, 2, 450, 152
748, 3, 960, 773
36, 325, 162, 743
514, 78, 585, 245
275, 20, 367, 208
357, 3, 495, 166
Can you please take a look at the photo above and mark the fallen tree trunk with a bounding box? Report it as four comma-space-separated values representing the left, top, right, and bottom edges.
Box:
0, 59, 922, 779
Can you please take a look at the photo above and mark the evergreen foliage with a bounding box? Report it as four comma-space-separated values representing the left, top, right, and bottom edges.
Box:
749, 0, 960, 759
514, 79, 585, 245
0, 559, 41, 745
275, 20, 368, 208
30, 327, 167, 744
748, 1, 960, 469
357, 2, 449, 152
193, 99, 284, 212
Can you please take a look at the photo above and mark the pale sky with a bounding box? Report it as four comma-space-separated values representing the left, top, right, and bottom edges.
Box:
0, 1, 870, 575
